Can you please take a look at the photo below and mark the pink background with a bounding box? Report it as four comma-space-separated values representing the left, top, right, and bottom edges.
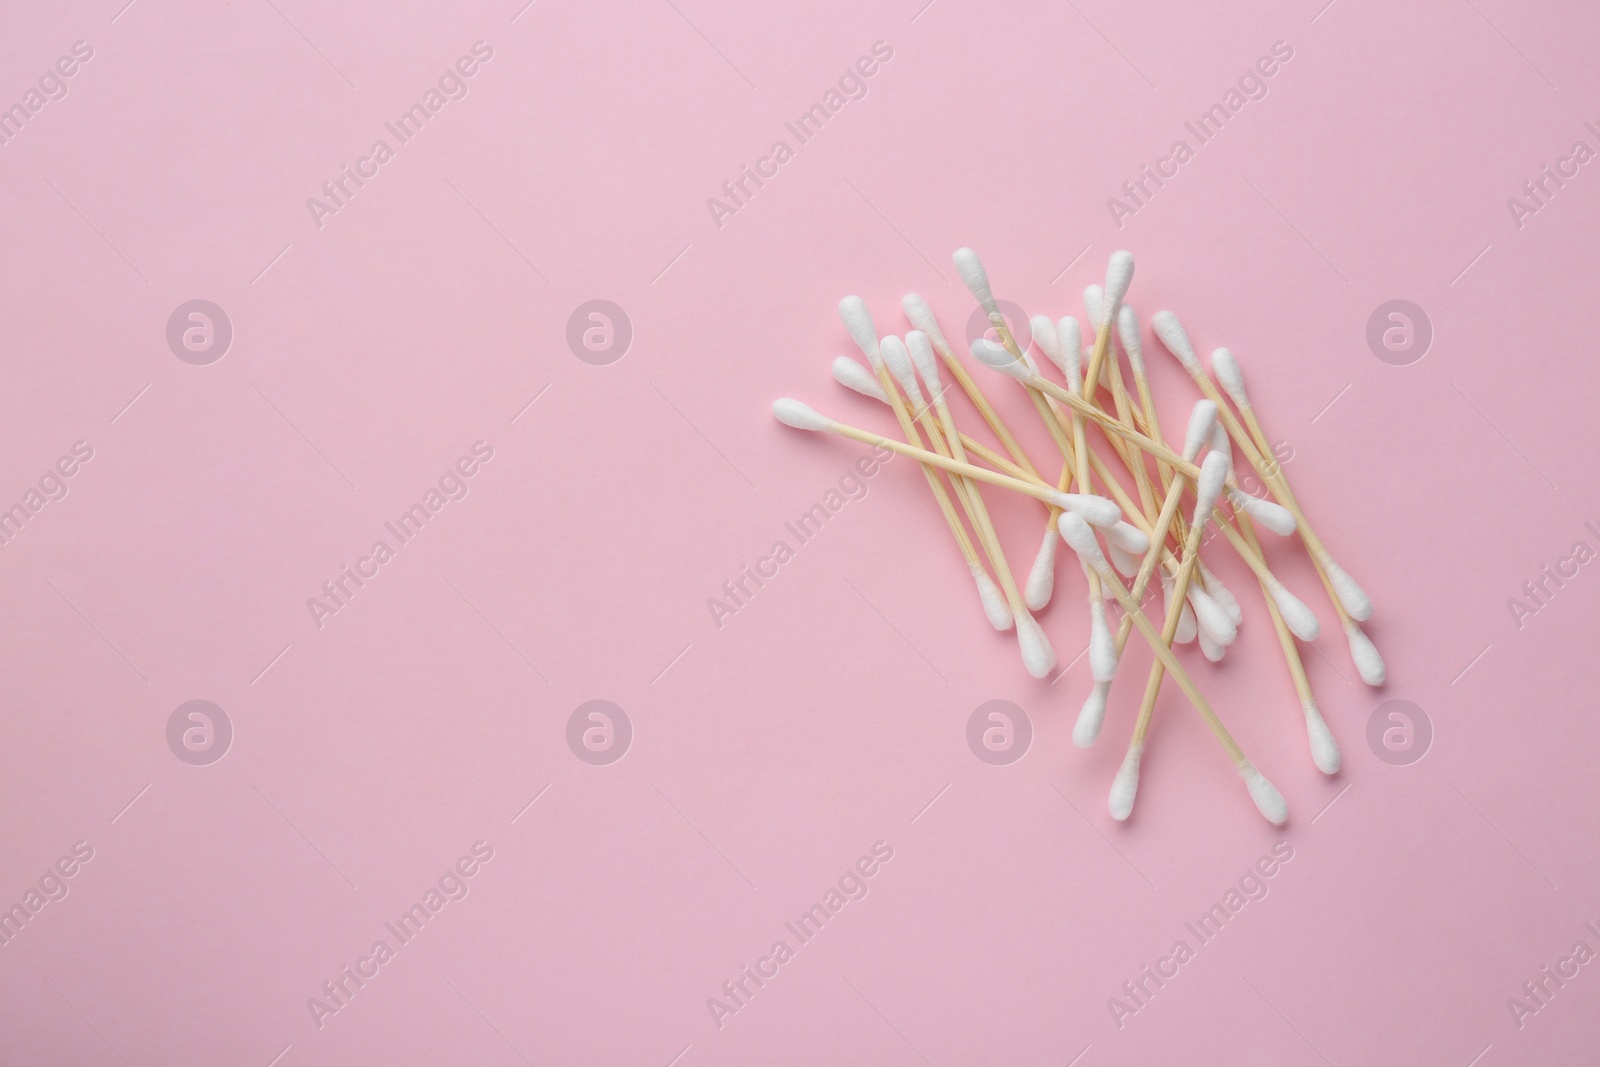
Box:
2, 0, 1598, 1063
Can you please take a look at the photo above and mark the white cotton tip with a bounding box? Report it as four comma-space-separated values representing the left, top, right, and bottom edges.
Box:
1198, 627, 1227, 662
905, 330, 941, 392
1210, 422, 1234, 470
1188, 586, 1238, 646
1241, 764, 1289, 826
1057, 512, 1111, 575
838, 296, 880, 367
1151, 310, 1200, 374
832, 356, 889, 404
1183, 400, 1219, 461
1108, 542, 1141, 577
1210, 348, 1249, 409
1265, 576, 1320, 641
1230, 489, 1297, 536
972, 566, 1013, 631
1345, 621, 1386, 686
1074, 682, 1110, 747
879, 334, 922, 404
1030, 315, 1063, 376
1056, 317, 1083, 393
1016, 611, 1057, 679
1302, 699, 1341, 774
952, 247, 997, 310
1089, 598, 1119, 683
1024, 526, 1058, 612
1102, 251, 1135, 326
1108, 743, 1144, 821
901, 294, 952, 357
1104, 521, 1150, 555
970, 338, 1030, 381
1055, 494, 1121, 529
1321, 555, 1372, 621
772, 398, 832, 432
1198, 561, 1244, 626
1161, 573, 1196, 643
1193, 452, 1230, 523
1082, 285, 1104, 331
1176, 599, 1198, 644
1117, 304, 1145, 375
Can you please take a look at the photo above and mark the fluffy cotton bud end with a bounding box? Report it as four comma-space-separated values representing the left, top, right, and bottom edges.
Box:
772, 398, 831, 431
838, 296, 880, 367
832, 356, 888, 403
1152, 310, 1199, 374
902, 294, 951, 356
953, 247, 996, 309
1057, 317, 1083, 392
1322, 555, 1373, 621
1109, 744, 1143, 821
1183, 400, 1219, 461
1117, 304, 1144, 374
1211, 348, 1249, 408
1345, 621, 1386, 686
905, 330, 941, 391
1194, 452, 1230, 522
1102, 250, 1135, 325
879, 335, 922, 404
973, 566, 1013, 631
1031, 315, 1063, 375
1074, 683, 1110, 747
1024, 527, 1058, 611
1242, 765, 1289, 825
1302, 700, 1341, 774
1089, 598, 1118, 682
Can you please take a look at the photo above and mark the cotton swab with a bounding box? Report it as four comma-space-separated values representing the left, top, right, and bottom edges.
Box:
1198, 341, 1384, 683
1233, 505, 1341, 774
1073, 399, 1217, 745
770, 400, 1120, 520
954, 250, 1088, 483
832, 355, 889, 403
1206, 345, 1384, 683
1210, 347, 1370, 613
905, 293, 1044, 485
899, 332, 1058, 677
1153, 312, 1365, 615
839, 298, 1011, 630
1059, 511, 1288, 826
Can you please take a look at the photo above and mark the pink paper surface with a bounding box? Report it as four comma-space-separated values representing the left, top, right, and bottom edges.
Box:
1, 0, 1598, 1064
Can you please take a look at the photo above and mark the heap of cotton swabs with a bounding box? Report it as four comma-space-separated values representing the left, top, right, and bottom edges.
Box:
773, 248, 1384, 825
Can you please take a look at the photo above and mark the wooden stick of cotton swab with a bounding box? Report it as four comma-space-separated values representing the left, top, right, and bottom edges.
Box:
1151, 312, 1365, 609
1113, 300, 1248, 633
770, 400, 1121, 520
948, 385, 1321, 655
837, 298, 1011, 630
1207, 346, 1385, 686
888, 333, 1058, 677
1233, 505, 1341, 773
1074, 399, 1218, 746
952, 249, 1085, 474
1108, 454, 1245, 820
1058, 510, 1288, 826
